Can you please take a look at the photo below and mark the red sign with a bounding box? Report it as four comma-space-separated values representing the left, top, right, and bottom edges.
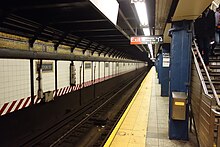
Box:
130, 37, 142, 45
130, 36, 163, 45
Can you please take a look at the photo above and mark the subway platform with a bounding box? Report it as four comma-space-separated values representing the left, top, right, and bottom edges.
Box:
104, 67, 198, 147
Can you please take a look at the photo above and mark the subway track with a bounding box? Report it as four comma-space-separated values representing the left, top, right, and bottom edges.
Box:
19, 67, 150, 147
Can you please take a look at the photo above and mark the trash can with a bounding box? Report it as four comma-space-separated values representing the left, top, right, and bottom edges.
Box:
172, 92, 187, 120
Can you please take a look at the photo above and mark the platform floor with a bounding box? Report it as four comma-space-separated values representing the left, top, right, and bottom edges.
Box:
104, 67, 198, 147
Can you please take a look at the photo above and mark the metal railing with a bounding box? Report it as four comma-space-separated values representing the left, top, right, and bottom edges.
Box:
192, 40, 220, 106
192, 40, 220, 147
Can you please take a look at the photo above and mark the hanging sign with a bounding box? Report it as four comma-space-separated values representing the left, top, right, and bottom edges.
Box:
130, 36, 163, 45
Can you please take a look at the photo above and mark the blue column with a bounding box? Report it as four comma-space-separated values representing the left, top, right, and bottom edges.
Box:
158, 53, 163, 84
168, 21, 192, 140
155, 57, 159, 73
161, 44, 170, 96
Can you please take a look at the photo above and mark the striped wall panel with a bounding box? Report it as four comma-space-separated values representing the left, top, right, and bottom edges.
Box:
0, 75, 116, 116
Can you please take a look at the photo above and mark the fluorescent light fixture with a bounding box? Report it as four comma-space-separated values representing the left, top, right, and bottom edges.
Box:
134, 1, 153, 58
148, 44, 153, 58
143, 27, 153, 58
134, 2, 148, 26
143, 27, 150, 36
90, 0, 119, 25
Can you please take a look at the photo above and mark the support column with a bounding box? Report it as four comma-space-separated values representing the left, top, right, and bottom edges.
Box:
158, 53, 163, 84
99, 61, 100, 80
80, 63, 82, 106
83, 61, 84, 88
161, 44, 170, 96
30, 59, 34, 105
169, 20, 192, 140
104, 61, 105, 80
93, 62, 96, 99
55, 60, 58, 97
91, 61, 93, 84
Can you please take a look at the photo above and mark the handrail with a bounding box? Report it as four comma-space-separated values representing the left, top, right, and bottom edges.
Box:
192, 40, 220, 106
191, 45, 209, 95
212, 108, 220, 116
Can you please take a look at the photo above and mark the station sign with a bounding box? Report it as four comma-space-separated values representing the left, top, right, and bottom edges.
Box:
130, 36, 163, 45
36, 62, 53, 73
162, 53, 170, 67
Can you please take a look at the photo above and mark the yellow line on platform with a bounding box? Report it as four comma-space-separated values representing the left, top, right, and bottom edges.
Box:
104, 67, 154, 147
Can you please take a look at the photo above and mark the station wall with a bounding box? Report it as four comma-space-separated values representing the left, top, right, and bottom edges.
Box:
0, 59, 145, 116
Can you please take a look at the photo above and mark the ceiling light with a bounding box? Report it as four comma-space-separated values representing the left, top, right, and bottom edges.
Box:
148, 44, 153, 59
143, 28, 153, 58
133, 1, 153, 58
143, 27, 150, 36
134, 2, 148, 26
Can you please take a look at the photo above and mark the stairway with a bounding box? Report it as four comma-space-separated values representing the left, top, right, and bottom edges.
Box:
201, 44, 220, 146
202, 45, 220, 95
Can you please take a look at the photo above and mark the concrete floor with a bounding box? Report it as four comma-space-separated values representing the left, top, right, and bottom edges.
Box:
105, 67, 198, 147
146, 67, 198, 147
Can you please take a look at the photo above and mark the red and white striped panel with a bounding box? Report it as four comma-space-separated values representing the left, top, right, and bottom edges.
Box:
0, 96, 39, 116
0, 74, 118, 116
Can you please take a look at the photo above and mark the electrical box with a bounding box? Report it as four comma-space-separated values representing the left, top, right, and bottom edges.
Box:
44, 91, 54, 102
172, 92, 187, 120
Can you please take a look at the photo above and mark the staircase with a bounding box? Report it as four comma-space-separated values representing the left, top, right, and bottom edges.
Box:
201, 44, 220, 147
203, 45, 220, 95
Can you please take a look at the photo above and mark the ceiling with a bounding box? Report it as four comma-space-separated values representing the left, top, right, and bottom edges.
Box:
172, 0, 213, 21
0, 0, 153, 62
154, 0, 214, 52
0, 0, 215, 61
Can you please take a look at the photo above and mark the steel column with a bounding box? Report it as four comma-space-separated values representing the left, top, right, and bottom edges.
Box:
99, 61, 100, 80
104, 61, 105, 80
168, 20, 192, 140
83, 61, 84, 88
30, 59, 34, 105
55, 60, 58, 97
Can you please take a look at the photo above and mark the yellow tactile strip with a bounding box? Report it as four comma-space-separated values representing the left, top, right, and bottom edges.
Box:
104, 67, 154, 147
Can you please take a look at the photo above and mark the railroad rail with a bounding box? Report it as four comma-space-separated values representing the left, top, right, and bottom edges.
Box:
20, 67, 149, 147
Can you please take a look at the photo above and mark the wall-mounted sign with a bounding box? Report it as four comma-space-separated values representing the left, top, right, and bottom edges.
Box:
130, 36, 163, 45
105, 62, 109, 67
85, 62, 91, 69
162, 53, 170, 67
36, 62, 53, 73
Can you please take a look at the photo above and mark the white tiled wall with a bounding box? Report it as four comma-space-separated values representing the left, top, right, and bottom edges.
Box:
84, 61, 91, 83
93, 62, 98, 80
0, 59, 30, 105
104, 62, 109, 77
100, 62, 104, 79
109, 62, 112, 76
74, 61, 82, 85
57, 61, 70, 89
0, 58, 146, 107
